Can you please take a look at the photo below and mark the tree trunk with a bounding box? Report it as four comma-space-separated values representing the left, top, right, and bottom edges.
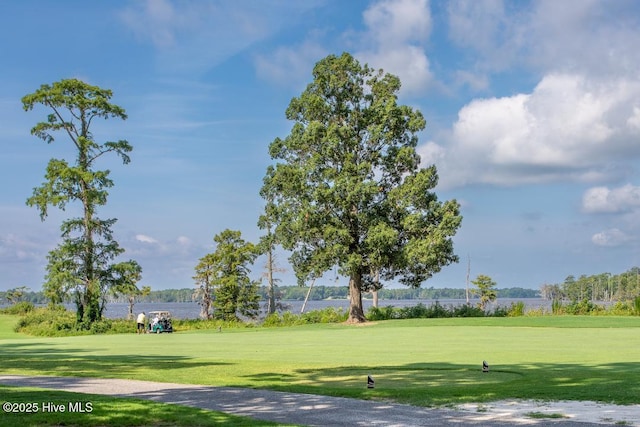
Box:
199, 282, 212, 319
372, 269, 379, 308
347, 273, 366, 323
128, 295, 135, 320
201, 293, 212, 319
80, 146, 99, 324
266, 247, 276, 315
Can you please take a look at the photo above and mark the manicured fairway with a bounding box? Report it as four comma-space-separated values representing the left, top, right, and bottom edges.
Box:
2, 316, 640, 406
0, 315, 27, 340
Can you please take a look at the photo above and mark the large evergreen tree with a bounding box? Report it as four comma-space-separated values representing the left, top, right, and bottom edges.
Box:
23, 79, 140, 325
261, 53, 462, 323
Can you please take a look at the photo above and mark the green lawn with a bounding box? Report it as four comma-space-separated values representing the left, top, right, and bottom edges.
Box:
0, 315, 292, 426
0, 315, 27, 340
2, 315, 640, 408
0, 386, 286, 427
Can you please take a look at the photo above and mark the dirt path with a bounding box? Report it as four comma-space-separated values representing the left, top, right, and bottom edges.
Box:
0, 375, 628, 426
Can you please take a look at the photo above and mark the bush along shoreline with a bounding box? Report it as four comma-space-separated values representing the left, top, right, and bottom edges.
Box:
3, 296, 640, 337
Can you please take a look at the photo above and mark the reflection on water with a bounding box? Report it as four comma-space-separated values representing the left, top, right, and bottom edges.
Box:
102, 298, 551, 320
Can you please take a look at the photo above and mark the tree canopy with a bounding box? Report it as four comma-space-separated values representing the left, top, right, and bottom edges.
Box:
22, 78, 140, 325
261, 53, 462, 323
193, 229, 260, 321
471, 274, 498, 309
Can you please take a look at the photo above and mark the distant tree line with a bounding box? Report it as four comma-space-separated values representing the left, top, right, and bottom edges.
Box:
111, 289, 195, 303
257, 285, 537, 301
540, 267, 640, 302
0, 290, 48, 304
0, 289, 194, 305
1, 286, 538, 306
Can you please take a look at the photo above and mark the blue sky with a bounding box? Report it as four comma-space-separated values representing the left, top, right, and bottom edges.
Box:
2, 0, 640, 292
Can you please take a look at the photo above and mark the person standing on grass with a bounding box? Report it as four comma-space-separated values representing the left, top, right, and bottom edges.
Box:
136, 312, 146, 334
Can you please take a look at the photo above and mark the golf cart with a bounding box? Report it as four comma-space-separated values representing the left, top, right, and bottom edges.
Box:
148, 310, 173, 333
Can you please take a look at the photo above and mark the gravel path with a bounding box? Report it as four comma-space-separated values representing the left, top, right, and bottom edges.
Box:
0, 375, 611, 426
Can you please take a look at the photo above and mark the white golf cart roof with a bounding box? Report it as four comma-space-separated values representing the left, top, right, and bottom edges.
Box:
148, 310, 171, 317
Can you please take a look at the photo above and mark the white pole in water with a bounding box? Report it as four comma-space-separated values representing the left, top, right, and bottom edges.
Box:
300, 277, 316, 314
465, 255, 471, 304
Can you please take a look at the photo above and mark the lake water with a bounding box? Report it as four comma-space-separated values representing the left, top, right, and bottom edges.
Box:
103, 298, 551, 319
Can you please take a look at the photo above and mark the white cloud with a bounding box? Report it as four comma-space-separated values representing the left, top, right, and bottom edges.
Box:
0, 233, 44, 263
252, 0, 433, 94
527, 0, 640, 78
135, 234, 159, 244
363, 0, 431, 46
359, 45, 432, 94
176, 236, 192, 246
127, 233, 202, 258
121, 233, 205, 288
254, 40, 328, 88
417, 140, 445, 166
591, 228, 632, 247
454, 70, 490, 92
357, 0, 433, 94
582, 184, 640, 214
628, 106, 640, 131
421, 73, 640, 189
446, 0, 640, 78
119, 1, 319, 76
446, 0, 517, 72
119, 0, 197, 48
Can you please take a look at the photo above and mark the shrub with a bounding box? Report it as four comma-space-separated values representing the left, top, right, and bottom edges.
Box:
507, 301, 526, 317
15, 307, 137, 336
526, 307, 548, 316
399, 303, 428, 319
89, 319, 113, 334
367, 305, 398, 321
452, 304, 485, 317
492, 305, 509, 317
1, 301, 34, 315
301, 307, 347, 323
262, 308, 347, 327
171, 318, 246, 331
397, 302, 455, 319
262, 313, 284, 327
107, 319, 137, 334
15, 306, 77, 336
367, 302, 490, 320
634, 296, 640, 316
426, 301, 452, 318
281, 312, 304, 325
608, 301, 633, 316
565, 299, 604, 315
262, 312, 305, 327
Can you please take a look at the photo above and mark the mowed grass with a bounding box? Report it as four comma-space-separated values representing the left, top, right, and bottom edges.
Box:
0, 315, 28, 340
2, 315, 640, 408
0, 386, 287, 427
0, 315, 284, 426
